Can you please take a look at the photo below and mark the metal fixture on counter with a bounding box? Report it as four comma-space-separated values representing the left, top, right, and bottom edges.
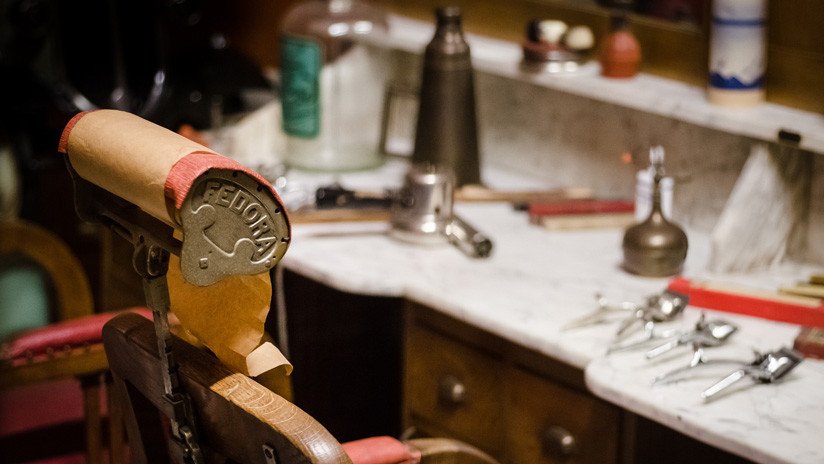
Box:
651, 344, 803, 394
607, 290, 688, 353
607, 323, 679, 354
444, 216, 493, 259
390, 164, 492, 258
389, 163, 454, 245
615, 290, 688, 338
412, 6, 481, 187
561, 293, 640, 331
622, 146, 688, 277
314, 164, 493, 258
646, 313, 738, 360
702, 347, 803, 401
651, 348, 739, 386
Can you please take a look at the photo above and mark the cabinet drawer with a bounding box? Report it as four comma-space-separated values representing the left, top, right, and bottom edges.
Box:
505, 367, 620, 464
405, 324, 504, 453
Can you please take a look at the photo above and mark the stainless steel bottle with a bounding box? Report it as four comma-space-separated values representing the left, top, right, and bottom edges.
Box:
412, 7, 481, 187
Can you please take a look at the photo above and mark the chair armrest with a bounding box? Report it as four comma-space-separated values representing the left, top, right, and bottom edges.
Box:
405, 438, 499, 464
342, 436, 421, 464
339, 436, 499, 464
2, 308, 152, 362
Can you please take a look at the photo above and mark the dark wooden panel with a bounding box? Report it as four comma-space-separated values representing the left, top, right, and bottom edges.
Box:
406, 303, 586, 391
405, 322, 505, 456
767, 45, 824, 114
278, 269, 405, 442
769, 0, 824, 54
98, 229, 145, 312
0, 421, 87, 463
630, 414, 753, 464
505, 366, 620, 464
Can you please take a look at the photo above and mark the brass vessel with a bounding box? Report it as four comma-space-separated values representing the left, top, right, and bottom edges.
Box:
622, 150, 688, 276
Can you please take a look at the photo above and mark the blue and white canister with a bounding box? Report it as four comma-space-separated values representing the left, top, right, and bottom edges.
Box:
708, 0, 767, 106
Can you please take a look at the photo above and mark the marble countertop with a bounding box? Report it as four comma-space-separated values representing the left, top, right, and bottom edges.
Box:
587, 317, 824, 464
280, 162, 824, 464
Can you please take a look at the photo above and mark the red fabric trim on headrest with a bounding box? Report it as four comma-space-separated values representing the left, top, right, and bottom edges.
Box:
57, 111, 95, 155
164, 152, 289, 228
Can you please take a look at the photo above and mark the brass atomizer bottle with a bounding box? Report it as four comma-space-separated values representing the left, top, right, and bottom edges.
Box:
412, 6, 481, 187
622, 147, 688, 276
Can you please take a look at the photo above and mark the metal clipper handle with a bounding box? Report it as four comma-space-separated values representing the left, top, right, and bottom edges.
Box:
445, 215, 493, 258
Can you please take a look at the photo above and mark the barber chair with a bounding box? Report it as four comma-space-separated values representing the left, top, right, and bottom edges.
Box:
57, 110, 497, 464
0, 219, 151, 463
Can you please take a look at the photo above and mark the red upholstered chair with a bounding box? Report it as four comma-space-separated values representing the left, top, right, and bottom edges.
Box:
104, 312, 497, 464
0, 219, 151, 463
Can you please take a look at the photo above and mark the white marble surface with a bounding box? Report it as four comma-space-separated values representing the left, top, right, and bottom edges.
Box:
586, 312, 824, 464
370, 15, 824, 156
287, 201, 701, 368
281, 164, 824, 464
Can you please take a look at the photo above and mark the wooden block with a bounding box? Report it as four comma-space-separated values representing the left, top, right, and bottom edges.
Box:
455, 185, 593, 203
533, 213, 636, 231
780, 284, 824, 300
527, 199, 634, 217
794, 327, 824, 360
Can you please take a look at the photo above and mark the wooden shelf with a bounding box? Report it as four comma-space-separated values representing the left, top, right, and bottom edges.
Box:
373, 15, 824, 155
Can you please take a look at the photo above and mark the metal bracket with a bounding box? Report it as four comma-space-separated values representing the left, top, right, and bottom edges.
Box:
263, 444, 278, 464
135, 241, 204, 464
67, 156, 203, 461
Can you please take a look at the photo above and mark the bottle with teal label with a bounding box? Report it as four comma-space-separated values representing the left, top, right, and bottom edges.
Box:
281, 36, 322, 138
279, 0, 389, 171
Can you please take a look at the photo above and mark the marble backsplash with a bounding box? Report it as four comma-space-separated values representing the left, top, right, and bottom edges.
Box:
388, 48, 821, 267
804, 158, 824, 264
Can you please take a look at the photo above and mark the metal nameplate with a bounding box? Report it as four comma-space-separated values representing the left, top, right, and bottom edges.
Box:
179, 169, 290, 286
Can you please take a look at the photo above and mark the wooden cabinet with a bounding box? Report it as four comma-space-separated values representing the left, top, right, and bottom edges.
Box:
405, 322, 506, 454
279, 277, 752, 463
505, 367, 620, 463
279, 272, 620, 458
403, 303, 622, 464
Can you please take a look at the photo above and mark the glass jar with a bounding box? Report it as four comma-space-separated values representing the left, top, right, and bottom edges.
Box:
279, 0, 389, 171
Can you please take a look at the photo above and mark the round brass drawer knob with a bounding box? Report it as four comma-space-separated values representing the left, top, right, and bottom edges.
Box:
542, 425, 577, 459
437, 375, 466, 406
